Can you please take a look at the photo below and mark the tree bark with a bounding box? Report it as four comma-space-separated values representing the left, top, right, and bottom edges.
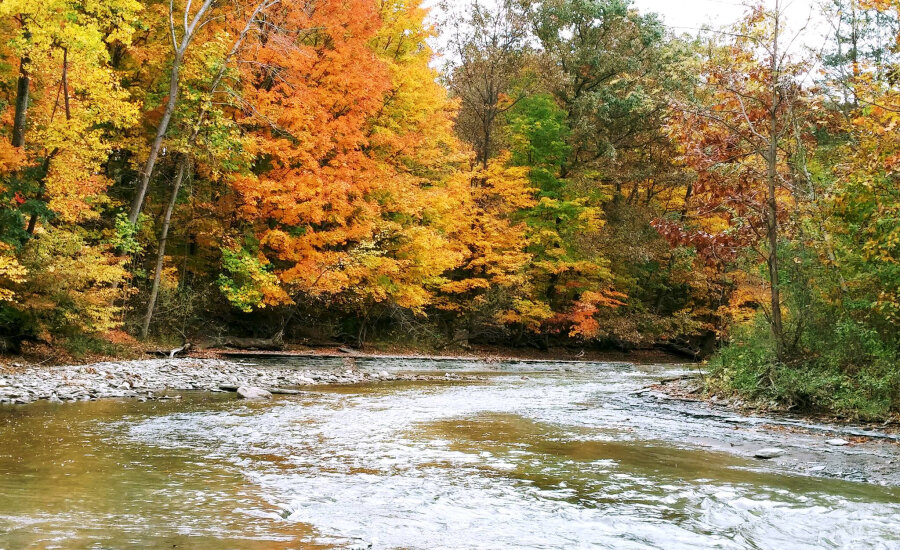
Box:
129, 50, 184, 224
137, 0, 279, 337
140, 161, 186, 339
766, 2, 785, 360
128, 0, 218, 224
11, 52, 29, 148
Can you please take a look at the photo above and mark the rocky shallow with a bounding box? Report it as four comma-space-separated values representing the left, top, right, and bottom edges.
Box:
0, 358, 442, 405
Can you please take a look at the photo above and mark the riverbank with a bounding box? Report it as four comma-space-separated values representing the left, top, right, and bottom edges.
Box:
0, 343, 679, 406
0, 357, 473, 405
651, 375, 900, 438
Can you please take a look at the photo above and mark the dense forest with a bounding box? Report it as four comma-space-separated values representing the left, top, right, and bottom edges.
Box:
0, 0, 897, 417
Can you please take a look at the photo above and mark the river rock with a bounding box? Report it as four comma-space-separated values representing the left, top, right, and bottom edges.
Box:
236, 385, 272, 400
827, 438, 849, 446
753, 447, 785, 459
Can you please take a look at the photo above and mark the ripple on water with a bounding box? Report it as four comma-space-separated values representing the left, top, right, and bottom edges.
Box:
118, 370, 900, 549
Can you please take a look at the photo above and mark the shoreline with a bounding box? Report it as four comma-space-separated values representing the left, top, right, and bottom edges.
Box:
648, 375, 900, 440
0, 357, 480, 406
0, 347, 682, 407
3, 355, 899, 487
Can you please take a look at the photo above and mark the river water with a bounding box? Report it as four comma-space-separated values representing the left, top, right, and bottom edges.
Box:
1, 358, 898, 549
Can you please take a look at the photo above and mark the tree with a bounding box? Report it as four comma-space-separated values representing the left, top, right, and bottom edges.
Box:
127, 0, 216, 224
505, 94, 622, 340
823, 0, 900, 333
820, 0, 900, 110
139, 0, 282, 338
229, 0, 393, 305
430, 153, 535, 340
525, 0, 667, 186
661, 2, 815, 360
442, 0, 531, 168
0, 0, 142, 237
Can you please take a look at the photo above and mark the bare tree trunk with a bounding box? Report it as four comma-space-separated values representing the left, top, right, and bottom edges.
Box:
128, 0, 217, 225
481, 116, 492, 169
128, 50, 184, 224
680, 182, 693, 219
141, 161, 186, 339
766, 3, 785, 360
138, 0, 279, 337
766, 139, 784, 359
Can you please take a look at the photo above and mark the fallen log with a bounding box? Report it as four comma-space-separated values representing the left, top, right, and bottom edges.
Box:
203, 330, 285, 351
147, 343, 192, 358
218, 384, 303, 395
654, 341, 701, 360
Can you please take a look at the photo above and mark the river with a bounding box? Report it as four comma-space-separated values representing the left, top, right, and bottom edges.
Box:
1, 357, 898, 549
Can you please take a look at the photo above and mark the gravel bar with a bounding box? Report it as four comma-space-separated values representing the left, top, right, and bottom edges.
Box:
0, 358, 420, 405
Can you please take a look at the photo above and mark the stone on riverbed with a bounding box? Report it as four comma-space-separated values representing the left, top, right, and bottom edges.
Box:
753, 447, 785, 459
827, 438, 849, 446
236, 386, 272, 400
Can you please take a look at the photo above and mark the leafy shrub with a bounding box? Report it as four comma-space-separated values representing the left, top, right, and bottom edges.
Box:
710, 315, 900, 420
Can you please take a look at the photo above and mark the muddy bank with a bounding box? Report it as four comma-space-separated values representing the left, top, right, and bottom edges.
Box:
0, 358, 474, 405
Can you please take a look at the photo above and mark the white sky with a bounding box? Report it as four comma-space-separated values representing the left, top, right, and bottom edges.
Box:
633, 0, 819, 34
429, 0, 825, 50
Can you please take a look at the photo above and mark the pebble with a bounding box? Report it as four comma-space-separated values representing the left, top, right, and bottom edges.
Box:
237, 386, 272, 400
753, 447, 786, 459
826, 438, 849, 446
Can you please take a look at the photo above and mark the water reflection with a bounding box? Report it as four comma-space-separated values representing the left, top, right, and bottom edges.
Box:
1, 361, 898, 549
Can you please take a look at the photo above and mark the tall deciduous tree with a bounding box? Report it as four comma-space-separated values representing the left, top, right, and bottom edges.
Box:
443, 0, 531, 168
661, 2, 814, 359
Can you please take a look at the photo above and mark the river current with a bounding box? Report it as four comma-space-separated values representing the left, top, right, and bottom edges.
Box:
1, 357, 898, 549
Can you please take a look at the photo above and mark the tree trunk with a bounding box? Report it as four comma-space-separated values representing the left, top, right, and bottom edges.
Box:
766, 3, 785, 360
129, 51, 184, 224
127, 0, 270, 224
140, 161, 186, 339
137, 0, 276, 335
25, 153, 54, 234
11, 53, 29, 148
765, 144, 784, 359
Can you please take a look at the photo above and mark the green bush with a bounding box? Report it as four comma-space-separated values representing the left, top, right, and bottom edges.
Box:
709, 315, 900, 420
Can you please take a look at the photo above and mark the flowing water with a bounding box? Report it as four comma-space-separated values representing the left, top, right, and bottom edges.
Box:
1, 358, 898, 549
